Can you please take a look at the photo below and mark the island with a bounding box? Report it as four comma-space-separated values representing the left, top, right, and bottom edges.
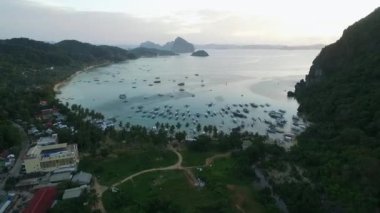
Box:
191, 50, 209, 57
140, 37, 195, 54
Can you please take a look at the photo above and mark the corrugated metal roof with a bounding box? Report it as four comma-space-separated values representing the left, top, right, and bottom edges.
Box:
62, 186, 87, 200
71, 171, 92, 185
23, 187, 57, 213
49, 172, 72, 183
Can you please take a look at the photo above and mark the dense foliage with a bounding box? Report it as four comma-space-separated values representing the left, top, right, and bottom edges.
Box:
0, 38, 135, 150
290, 7, 380, 212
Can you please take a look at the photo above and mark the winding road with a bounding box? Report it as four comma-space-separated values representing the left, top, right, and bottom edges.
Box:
111, 146, 183, 187
93, 145, 231, 213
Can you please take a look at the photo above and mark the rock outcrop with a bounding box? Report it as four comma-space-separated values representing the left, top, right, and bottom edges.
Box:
140, 37, 194, 54
191, 50, 209, 57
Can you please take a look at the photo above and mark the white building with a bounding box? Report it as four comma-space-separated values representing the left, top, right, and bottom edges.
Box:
24, 143, 79, 174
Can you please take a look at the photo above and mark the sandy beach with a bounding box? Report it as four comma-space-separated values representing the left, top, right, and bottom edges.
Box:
53, 62, 111, 93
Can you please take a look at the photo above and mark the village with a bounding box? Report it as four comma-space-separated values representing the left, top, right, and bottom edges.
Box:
0, 100, 112, 213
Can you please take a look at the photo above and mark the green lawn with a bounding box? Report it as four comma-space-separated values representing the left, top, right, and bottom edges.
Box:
102, 155, 267, 213
79, 148, 177, 186
103, 170, 237, 213
180, 150, 218, 167
196, 158, 267, 213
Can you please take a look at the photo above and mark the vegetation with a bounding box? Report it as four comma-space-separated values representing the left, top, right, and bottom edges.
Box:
0, 38, 135, 150
103, 169, 259, 213
287, 7, 380, 212
0, 120, 21, 150
79, 147, 177, 185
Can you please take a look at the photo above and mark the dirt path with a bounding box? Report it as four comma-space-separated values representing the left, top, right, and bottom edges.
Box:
93, 177, 107, 213
204, 152, 232, 166
97, 146, 231, 212
112, 145, 183, 187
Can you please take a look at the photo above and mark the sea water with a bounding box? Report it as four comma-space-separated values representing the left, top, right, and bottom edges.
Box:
57, 49, 320, 141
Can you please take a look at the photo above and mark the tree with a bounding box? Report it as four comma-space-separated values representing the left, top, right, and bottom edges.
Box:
196, 124, 202, 132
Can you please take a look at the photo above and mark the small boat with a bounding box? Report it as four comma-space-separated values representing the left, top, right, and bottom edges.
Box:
119, 94, 127, 99
250, 103, 258, 108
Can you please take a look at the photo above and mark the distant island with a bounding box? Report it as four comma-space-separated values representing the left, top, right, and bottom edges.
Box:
140, 37, 195, 53
129, 47, 178, 57
191, 50, 209, 57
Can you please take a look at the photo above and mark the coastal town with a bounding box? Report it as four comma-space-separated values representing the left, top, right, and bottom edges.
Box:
0, 99, 103, 212
0, 94, 303, 212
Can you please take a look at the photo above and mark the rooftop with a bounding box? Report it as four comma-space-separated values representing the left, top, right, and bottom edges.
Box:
71, 171, 92, 185
23, 187, 57, 213
36, 134, 58, 146
62, 185, 87, 200
26, 143, 76, 159
49, 172, 72, 183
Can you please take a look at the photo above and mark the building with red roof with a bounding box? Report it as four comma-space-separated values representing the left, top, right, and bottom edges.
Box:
23, 187, 57, 213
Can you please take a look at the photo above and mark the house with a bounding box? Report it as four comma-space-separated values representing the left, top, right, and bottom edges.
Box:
71, 171, 92, 185
23, 187, 57, 213
62, 185, 88, 200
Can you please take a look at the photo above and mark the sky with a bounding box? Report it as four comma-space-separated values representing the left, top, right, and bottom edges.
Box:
0, 0, 379, 45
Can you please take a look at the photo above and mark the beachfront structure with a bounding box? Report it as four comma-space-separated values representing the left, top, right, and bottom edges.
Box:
24, 143, 79, 174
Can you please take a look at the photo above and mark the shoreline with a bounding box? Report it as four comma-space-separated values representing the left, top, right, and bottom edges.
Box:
53, 62, 112, 93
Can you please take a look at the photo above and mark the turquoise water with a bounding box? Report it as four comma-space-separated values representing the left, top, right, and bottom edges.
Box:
57, 49, 319, 140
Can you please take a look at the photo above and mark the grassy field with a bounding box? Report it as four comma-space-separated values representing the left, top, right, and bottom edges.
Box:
79, 148, 177, 186
102, 154, 267, 213
180, 150, 218, 167
196, 158, 267, 213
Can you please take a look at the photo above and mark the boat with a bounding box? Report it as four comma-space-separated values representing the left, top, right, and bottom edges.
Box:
177, 82, 185, 86
119, 94, 127, 99
269, 110, 283, 119
250, 103, 258, 108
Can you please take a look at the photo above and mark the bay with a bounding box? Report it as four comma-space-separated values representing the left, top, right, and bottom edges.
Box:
57, 49, 320, 144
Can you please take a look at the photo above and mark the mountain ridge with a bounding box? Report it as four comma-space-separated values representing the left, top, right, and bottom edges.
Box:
285, 7, 380, 212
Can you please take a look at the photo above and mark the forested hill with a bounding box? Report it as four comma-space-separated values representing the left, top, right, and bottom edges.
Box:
0, 38, 135, 68
0, 38, 136, 150
288, 7, 380, 212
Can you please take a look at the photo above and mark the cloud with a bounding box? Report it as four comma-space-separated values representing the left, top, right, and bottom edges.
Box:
2, 0, 375, 45
0, 0, 184, 44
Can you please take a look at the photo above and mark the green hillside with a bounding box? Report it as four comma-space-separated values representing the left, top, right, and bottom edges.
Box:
0, 38, 136, 149
289, 7, 380, 212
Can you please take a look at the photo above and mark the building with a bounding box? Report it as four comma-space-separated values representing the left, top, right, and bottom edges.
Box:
23, 187, 57, 213
62, 185, 88, 200
24, 143, 79, 174
36, 134, 58, 146
71, 171, 92, 185
49, 172, 72, 183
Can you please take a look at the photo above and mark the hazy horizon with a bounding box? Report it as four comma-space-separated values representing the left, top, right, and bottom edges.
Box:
0, 0, 379, 46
